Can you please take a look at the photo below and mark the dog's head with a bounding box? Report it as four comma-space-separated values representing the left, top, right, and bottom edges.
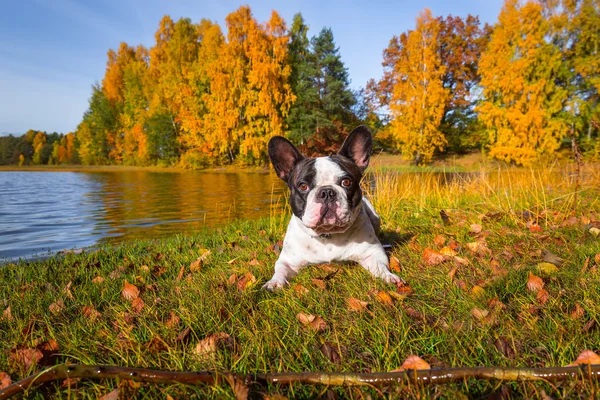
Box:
268, 126, 373, 235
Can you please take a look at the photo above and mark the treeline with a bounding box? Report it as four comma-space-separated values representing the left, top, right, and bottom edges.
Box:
2, 0, 599, 167
368, 0, 599, 165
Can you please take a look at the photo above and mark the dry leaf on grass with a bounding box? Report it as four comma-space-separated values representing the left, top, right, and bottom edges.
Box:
440, 246, 458, 257
433, 235, 446, 248
391, 355, 431, 372
389, 256, 401, 272
311, 278, 326, 290
472, 308, 489, 320
49, 300, 65, 315
537, 262, 559, 275
293, 284, 309, 295
237, 272, 256, 291
471, 285, 485, 299
526, 272, 544, 292
122, 281, 140, 301
0, 372, 11, 389
566, 350, 600, 366
3, 306, 13, 322
470, 224, 483, 234
320, 342, 341, 364
10, 348, 43, 370
536, 289, 550, 305
194, 332, 232, 357
81, 305, 101, 321
422, 248, 445, 266
98, 388, 120, 400
131, 297, 145, 313
165, 312, 180, 328
347, 297, 369, 312
570, 303, 585, 320
296, 313, 327, 332
376, 290, 394, 306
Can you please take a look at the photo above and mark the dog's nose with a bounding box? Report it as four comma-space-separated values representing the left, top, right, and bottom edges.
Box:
317, 186, 337, 201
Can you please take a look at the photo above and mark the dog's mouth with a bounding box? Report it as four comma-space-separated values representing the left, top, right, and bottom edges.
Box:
304, 203, 355, 234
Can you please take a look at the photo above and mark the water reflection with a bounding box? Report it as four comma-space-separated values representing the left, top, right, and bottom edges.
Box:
0, 171, 285, 260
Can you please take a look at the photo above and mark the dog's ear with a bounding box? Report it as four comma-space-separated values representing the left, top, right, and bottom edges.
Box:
268, 136, 304, 182
338, 125, 373, 171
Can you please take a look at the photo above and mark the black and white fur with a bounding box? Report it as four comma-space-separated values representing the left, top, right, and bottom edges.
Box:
263, 126, 403, 291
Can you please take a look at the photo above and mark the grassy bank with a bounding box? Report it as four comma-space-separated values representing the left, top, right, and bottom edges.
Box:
1, 165, 599, 398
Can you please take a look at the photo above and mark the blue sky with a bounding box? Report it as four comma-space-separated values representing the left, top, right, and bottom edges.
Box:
0, 0, 503, 135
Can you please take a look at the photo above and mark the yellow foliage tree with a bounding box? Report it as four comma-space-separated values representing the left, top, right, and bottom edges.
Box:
478, 0, 568, 165
388, 9, 448, 165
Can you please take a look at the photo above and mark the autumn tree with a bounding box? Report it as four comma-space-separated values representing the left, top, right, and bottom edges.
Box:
388, 9, 448, 164
478, 0, 568, 165
77, 85, 118, 165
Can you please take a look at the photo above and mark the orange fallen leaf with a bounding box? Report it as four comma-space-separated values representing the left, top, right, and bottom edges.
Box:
536, 289, 550, 305
472, 308, 489, 320
293, 284, 309, 295
422, 248, 445, 266
529, 224, 543, 233
312, 278, 326, 290
376, 290, 393, 306
190, 259, 202, 273
393, 355, 431, 372
570, 303, 585, 320
81, 305, 101, 321
228, 273, 238, 285
122, 281, 140, 301
49, 300, 65, 315
296, 313, 327, 332
0, 372, 11, 389
526, 272, 544, 292
131, 297, 145, 313
249, 258, 260, 266
389, 256, 401, 273
165, 312, 180, 328
10, 348, 43, 370
433, 235, 446, 248
566, 350, 600, 366
347, 297, 369, 312
452, 256, 469, 266
237, 272, 256, 291
447, 267, 458, 280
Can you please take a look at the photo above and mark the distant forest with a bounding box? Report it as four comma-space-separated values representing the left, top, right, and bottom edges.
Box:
1, 0, 598, 167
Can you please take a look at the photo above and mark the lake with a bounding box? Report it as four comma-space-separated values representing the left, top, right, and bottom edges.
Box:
0, 170, 286, 261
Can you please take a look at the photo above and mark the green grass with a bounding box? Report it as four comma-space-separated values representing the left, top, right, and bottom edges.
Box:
1, 166, 600, 399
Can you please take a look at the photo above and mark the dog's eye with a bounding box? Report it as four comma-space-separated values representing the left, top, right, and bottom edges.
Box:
341, 178, 352, 188
298, 183, 309, 192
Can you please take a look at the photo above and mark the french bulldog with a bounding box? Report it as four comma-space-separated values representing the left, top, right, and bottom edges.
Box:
262, 125, 403, 291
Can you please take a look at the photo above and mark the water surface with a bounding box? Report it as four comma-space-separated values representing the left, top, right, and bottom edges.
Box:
0, 170, 285, 261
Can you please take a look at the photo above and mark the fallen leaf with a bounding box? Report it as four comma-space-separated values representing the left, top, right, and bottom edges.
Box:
165, 312, 180, 328
0, 372, 11, 389
595, 253, 600, 264
81, 305, 101, 321
470, 224, 483, 234
175, 327, 191, 343
422, 248, 445, 266
589, 227, 600, 237
49, 300, 65, 315
401, 355, 431, 371
296, 313, 327, 332
194, 332, 231, 357
92, 276, 105, 284
320, 342, 341, 364
122, 281, 140, 301
3, 306, 13, 322
433, 235, 446, 248
447, 267, 458, 280
527, 272, 544, 292
452, 256, 469, 266
582, 319, 596, 333
494, 337, 515, 359
376, 290, 393, 306
99, 388, 119, 400
190, 260, 202, 273
228, 273, 238, 285
440, 246, 457, 257
176, 265, 185, 281
63, 281, 74, 300
312, 278, 326, 290
472, 308, 489, 320
249, 258, 260, 266
529, 224, 543, 233
237, 272, 256, 291
537, 262, 559, 276
42, 339, 59, 352
466, 241, 492, 256
389, 256, 401, 272
10, 348, 43, 370
293, 283, 309, 295
232, 377, 249, 400
388, 290, 408, 300
471, 286, 485, 299
347, 297, 369, 312
567, 350, 600, 366
536, 289, 550, 305
131, 297, 145, 313
570, 303, 585, 320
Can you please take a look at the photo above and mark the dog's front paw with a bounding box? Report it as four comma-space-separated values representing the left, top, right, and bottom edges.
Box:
262, 279, 286, 292
383, 273, 405, 285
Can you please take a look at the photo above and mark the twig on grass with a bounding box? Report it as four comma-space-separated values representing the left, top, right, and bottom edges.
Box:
1, 364, 599, 399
